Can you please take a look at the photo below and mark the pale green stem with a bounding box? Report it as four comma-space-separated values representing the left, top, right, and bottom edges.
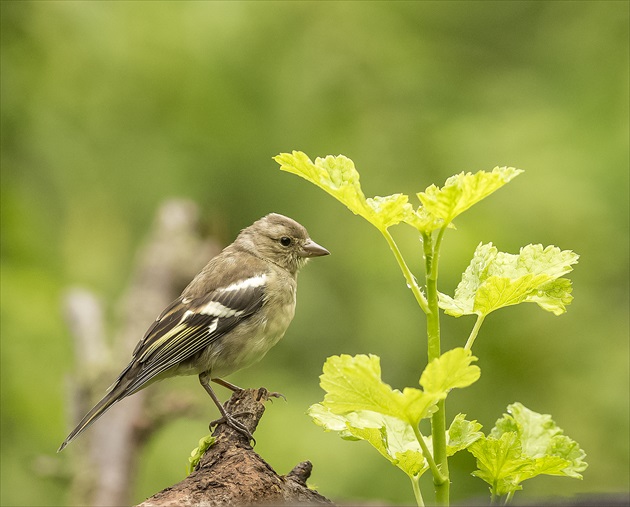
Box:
464, 314, 486, 351
430, 226, 448, 280
412, 424, 446, 484
490, 487, 498, 505
380, 228, 430, 314
422, 232, 440, 361
430, 400, 449, 505
411, 475, 425, 507
423, 230, 449, 506
504, 490, 515, 505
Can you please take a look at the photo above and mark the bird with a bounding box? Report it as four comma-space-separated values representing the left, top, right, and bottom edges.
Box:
58, 213, 329, 451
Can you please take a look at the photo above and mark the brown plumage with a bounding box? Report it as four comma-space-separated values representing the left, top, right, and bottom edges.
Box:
59, 213, 329, 451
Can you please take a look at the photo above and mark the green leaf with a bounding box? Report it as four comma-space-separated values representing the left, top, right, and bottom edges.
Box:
319, 354, 442, 427
469, 432, 532, 496
399, 387, 445, 427
492, 402, 588, 479
439, 243, 579, 317
420, 347, 481, 394
474, 274, 550, 315
415, 166, 523, 226
523, 456, 576, 481
308, 404, 429, 478
366, 194, 413, 228
395, 449, 429, 478
446, 414, 484, 456
469, 403, 587, 496
527, 278, 575, 316
312, 352, 490, 483
308, 402, 350, 433
319, 354, 393, 415
404, 206, 448, 233
349, 411, 427, 478
187, 434, 216, 475
274, 151, 412, 230
547, 435, 589, 479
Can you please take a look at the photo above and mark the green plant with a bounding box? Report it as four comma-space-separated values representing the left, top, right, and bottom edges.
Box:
187, 435, 216, 475
274, 152, 587, 506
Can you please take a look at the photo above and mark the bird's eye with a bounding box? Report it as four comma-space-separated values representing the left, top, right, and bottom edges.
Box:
279, 236, 292, 247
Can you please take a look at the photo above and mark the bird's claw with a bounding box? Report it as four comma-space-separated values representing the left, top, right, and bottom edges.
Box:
268, 391, 286, 401
255, 387, 286, 402
210, 413, 255, 445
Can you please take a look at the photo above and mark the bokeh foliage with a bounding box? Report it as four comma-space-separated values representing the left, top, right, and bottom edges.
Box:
1, 1, 628, 505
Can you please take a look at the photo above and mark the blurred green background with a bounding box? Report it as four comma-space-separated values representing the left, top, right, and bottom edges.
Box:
1, 1, 628, 505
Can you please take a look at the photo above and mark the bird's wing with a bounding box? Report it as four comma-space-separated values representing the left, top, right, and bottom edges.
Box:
113, 273, 268, 395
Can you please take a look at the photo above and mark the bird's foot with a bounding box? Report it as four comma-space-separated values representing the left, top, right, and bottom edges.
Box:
267, 390, 286, 401
210, 412, 255, 445
255, 387, 286, 402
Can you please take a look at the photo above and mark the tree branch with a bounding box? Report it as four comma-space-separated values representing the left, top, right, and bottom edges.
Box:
137, 389, 332, 507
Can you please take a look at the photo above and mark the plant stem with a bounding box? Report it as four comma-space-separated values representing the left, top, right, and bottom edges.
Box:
411, 476, 425, 507
464, 314, 485, 351
504, 490, 515, 505
422, 233, 440, 361
413, 425, 446, 484
431, 226, 447, 280
381, 228, 430, 314
431, 399, 449, 505
490, 487, 498, 505
423, 230, 449, 506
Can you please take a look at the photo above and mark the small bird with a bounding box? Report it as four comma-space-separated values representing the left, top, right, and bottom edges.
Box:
58, 213, 329, 451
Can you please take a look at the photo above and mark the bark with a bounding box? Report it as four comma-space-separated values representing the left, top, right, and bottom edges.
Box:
137, 388, 333, 507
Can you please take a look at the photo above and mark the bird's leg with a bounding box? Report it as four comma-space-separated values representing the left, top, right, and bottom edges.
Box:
213, 376, 286, 402
199, 372, 254, 444
211, 377, 242, 392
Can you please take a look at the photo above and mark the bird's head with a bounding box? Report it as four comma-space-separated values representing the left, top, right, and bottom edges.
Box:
237, 213, 329, 275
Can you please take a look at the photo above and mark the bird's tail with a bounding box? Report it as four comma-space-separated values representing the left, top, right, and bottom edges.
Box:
57, 382, 128, 452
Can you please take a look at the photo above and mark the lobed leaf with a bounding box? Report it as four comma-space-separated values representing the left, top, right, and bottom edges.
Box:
527, 278, 574, 316
413, 166, 523, 227
404, 206, 448, 233
395, 449, 429, 478
446, 414, 484, 456
274, 151, 412, 230
366, 194, 413, 229
474, 274, 549, 315
312, 352, 490, 483
492, 402, 588, 479
308, 402, 349, 433
469, 432, 531, 496
440, 243, 579, 317
420, 348, 481, 394
469, 403, 587, 496
318, 354, 442, 427
308, 404, 429, 478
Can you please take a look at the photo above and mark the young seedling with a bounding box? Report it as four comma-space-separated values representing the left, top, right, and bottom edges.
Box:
274, 152, 587, 506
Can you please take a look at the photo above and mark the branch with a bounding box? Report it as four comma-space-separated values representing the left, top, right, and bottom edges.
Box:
137, 389, 333, 507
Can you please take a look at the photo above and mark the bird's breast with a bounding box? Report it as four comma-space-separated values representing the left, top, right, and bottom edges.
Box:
193, 274, 297, 379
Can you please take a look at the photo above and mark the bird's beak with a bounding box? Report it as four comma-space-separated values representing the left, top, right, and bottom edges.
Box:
300, 238, 330, 258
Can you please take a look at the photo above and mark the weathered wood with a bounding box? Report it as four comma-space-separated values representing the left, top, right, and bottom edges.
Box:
137, 388, 332, 507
